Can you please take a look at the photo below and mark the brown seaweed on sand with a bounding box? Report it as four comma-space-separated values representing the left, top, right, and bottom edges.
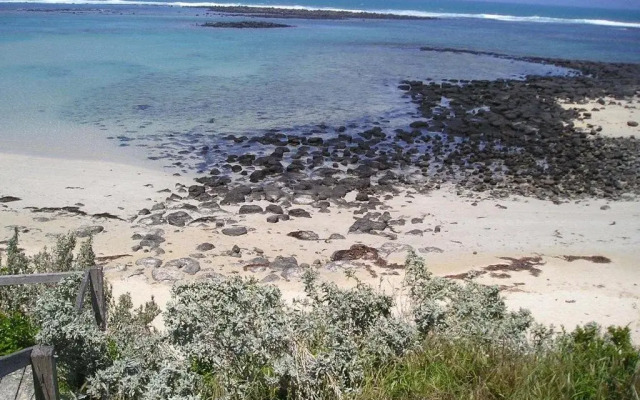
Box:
561, 255, 611, 263
484, 256, 545, 277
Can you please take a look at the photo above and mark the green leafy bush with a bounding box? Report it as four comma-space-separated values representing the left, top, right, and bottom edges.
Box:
0, 310, 37, 356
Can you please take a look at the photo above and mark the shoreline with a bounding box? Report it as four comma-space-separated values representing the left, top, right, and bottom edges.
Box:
2, 53, 640, 340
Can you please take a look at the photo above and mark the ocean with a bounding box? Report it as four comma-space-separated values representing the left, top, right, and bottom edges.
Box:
1, 0, 639, 170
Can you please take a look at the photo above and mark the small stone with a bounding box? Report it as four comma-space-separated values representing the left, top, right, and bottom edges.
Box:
222, 226, 248, 236
135, 257, 162, 268
287, 231, 320, 240
166, 211, 192, 227
270, 256, 298, 270
348, 218, 386, 233
265, 204, 284, 214
600, 205, 610, 210
164, 258, 201, 275
151, 203, 166, 211
355, 192, 369, 202
406, 229, 423, 236
288, 208, 311, 218
261, 273, 281, 283
434, 225, 441, 233
196, 242, 215, 251
75, 225, 104, 238
0, 196, 21, 203
152, 268, 184, 282
418, 247, 444, 254
239, 205, 263, 214
627, 120, 638, 127
328, 233, 345, 240
281, 267, 303, 280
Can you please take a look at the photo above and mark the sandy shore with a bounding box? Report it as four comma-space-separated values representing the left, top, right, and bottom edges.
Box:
1, 144, 639, 340
560, 95, 639, 138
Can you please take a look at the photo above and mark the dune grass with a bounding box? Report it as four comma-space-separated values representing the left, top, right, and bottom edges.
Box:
356, 325, 640, 400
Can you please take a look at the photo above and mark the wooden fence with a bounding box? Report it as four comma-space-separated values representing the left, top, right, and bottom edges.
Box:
0, 266, 105, 400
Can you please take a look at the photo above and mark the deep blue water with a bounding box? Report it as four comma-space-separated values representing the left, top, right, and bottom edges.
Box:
0, 1, 638, 164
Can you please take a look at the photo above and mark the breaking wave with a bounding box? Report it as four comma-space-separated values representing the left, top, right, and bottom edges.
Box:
4, 0, 640, 29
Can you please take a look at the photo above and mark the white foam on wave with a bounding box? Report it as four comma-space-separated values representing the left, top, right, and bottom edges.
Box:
5, 0, 640, 29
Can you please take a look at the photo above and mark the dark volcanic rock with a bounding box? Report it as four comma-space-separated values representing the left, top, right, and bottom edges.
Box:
165, 257, 201, 275
201, 21, 293, 29
196, 242, 215, 251
166, 211, 192, 227
348, 218, 387, 233
239, 205, 264, 214
0, 196, 20, 203
221, 186, 251, 204
267, 214, 290, 223
331, 244, 379, 262
265, 204, 284, 214
75, 225, 104, 238
288, 208, 311, 218
138, 214, 166, 226
222, 226, 248, 236
270, 256, 299, 270
287, 230, 320, 240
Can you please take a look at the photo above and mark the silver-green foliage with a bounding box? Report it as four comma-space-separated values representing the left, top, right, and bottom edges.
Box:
165, 276, 290, 398
34, 274, 111, 389
28, 245, 555, 399
0, 229, 93, 313
404, 250, 535, 346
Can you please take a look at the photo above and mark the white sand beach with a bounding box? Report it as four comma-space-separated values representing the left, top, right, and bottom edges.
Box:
2, 133, 639, 339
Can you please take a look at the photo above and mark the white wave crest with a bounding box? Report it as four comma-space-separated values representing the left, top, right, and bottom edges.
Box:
4, 0, 640, 29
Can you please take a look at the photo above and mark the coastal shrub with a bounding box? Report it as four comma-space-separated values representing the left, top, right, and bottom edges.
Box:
165, 277, 291, 399
0, 229, 93, 313
34, 274, 111, 390
0, 229, 39, 313
404, 251, 535, 347
5, 236, 639, 399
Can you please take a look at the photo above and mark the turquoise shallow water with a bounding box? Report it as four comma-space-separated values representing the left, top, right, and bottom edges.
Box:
0, 3, 638, 165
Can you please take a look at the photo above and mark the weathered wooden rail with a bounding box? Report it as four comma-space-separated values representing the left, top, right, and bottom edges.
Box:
0, 266, 105, 400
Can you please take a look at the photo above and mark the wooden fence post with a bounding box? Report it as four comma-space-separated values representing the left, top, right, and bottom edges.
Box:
31, 346, 59, 400
88, 266, 106, 330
